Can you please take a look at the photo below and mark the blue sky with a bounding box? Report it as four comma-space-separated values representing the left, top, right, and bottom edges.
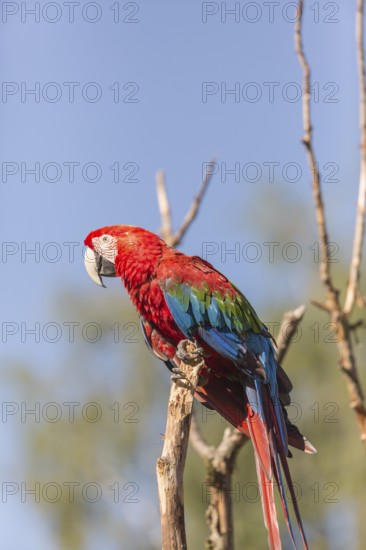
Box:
0, 2, 363, 548
1, 2, 360, 320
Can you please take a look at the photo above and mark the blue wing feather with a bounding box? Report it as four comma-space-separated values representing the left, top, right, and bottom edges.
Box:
197, 326, 247, 360
162, 280, 288, 450
207, 297, 222, 326
190, 292, 205, 323
164, 292, 193, 338
159, 273, 304, 545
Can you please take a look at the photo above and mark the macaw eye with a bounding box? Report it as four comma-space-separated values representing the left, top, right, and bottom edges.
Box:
101, 235, 110, 243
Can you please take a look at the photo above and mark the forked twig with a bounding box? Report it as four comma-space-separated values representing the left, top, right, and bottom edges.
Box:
156, 160, 216, 247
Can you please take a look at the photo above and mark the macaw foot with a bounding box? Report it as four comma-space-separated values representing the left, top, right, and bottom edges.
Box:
171, 367, 195, 389
171, 367, 189, 385
176, 340, 205, 363
171, 340, 206, 387
171, 367, 208, 388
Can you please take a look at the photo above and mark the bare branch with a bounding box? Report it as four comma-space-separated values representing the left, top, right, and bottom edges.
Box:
190, 411, 249, 550
350, 318, 366, 331
295, 0, 338, 302
156, 159, 216, 248
344, 0, 366, 315
276, 304, 306, 364
190, 419, 248, 550
215, 427, 248, 466
204, 428, 248, 550
156, 340, 205, 550
156, 170, 173, 244
170, 160, 216, 247
189, 412, 215, 461
310, 299, 332, 313
295, 0, 366, 445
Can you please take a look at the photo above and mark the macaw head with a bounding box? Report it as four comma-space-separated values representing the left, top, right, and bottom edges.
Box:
84, 224, 164, 287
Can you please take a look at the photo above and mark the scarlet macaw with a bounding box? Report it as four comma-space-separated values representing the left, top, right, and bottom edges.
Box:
84, 225, 315, 550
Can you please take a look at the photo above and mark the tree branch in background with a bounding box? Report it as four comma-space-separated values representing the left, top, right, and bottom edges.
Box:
156, 170, 173, 244
344, 0, 366, 314
294, 0, 338, 306
295, 0, 366, 444
156, 160, 216, 247
276, 304, 306, 364
156, 340, 205, 550
190, 418, 247, 550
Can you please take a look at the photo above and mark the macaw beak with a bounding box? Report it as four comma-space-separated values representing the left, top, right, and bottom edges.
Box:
84, 246, 116, 288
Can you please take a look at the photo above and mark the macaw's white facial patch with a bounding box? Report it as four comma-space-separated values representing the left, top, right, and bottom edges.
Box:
93, 235, 118, 263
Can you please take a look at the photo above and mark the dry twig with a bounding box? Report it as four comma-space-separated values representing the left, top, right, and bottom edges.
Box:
344, 0, 366, 314
295, 0, 366, 443
156, 160, 216, 247
276, 304, 306, 364
294, 0, 338, 304
156, 170, 173, 244
190, 415, 247, 550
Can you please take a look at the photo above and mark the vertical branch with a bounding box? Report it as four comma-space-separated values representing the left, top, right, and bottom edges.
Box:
156, 170, 173, 244
295, 0, 366, 444
190, 417, 248, 550
156, 341, 204, 550
344, 0, 366, 314
294, 0, 338, 302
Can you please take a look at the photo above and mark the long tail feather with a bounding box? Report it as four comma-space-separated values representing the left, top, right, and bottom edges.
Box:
195, 374, 310, 549
246, 386, 272, 480
270, 400, 309, 550
248, 386, 309, 550
254, 443, 281, 549
278, 449, 309, 550
271, 450, 297, 549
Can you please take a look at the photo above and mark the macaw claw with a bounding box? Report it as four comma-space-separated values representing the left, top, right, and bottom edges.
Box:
176, 340, 205, 363
171, 366, 186, 379
171, 367, 191, 388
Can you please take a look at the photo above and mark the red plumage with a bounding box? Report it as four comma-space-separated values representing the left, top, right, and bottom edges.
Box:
84, 225, 315, 550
